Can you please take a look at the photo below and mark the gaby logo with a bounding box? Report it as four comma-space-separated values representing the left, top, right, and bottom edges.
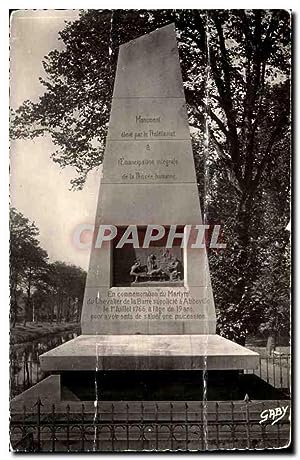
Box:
259, 405, 289, 425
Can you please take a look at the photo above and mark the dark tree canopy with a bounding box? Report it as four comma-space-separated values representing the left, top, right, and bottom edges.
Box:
11, 9, 290, 190
10, 10, 291, 344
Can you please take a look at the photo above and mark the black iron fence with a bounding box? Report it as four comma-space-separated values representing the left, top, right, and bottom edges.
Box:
245, 355, 290, 393
10, 400, 290, 452
10, 358, 45, 398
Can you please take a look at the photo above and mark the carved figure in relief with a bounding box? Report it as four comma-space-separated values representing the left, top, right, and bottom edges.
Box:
146, 254, 164, 277
167, 258, 183, 281
129, 252, 183, 283
129, 259, 144, 282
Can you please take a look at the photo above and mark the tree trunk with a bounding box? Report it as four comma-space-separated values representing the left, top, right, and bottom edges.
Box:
76, 302, 81, 323
65, 297, 71, 322
76, 299, 82, 323
266, 334, 276, 356
10, 300, 17, 328
58, 293, 63, 322
11, 274, 19, 326
24, 269, 33, 324
50, 293, 55, 323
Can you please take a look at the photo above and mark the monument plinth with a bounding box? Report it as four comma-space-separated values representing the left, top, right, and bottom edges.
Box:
39, 24, 258, 377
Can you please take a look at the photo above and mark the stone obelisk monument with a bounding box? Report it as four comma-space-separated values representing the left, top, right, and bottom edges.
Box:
82, 22, 215, 336
40, 24, 258, 376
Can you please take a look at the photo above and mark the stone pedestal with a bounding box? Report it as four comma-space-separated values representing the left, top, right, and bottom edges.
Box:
40, 334, 258, 371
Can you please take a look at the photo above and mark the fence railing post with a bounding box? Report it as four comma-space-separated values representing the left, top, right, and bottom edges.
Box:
259, 357, 262, 379
111, 403, 115, 452
260, 402, 266, 449
216, 402, 219, 449
30, 360, 33, 387
200, 401, 204, 451
230, 401, 235, 448
279, 355, 283, 389
23, 359, 26, 391
35, 397, 42, 452
287, 356, 290, 390
272, 355, 276, 387
185, 402, 188, 451
95, 402, 99, 452
51, 404, 55, 452
22, 404, 27, 442
81, 403, 85, 452
36, 357, 40, 385
66, 404, 70, 451
276, 399, 281, 448
155, 402, 159, 451
170, 402, 174, 451
126, 403, 129, 451
141, 402, 144, 450
245, 399, 250, 449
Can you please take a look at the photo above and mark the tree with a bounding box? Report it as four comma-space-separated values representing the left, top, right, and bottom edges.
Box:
46, 262, 86, 323
246, 130, 290, 353
10, 208, 48, 325
209, 116, 290, 345
10, 207, 86, 325
10, 10, 291, 342
23, 243, 48, 324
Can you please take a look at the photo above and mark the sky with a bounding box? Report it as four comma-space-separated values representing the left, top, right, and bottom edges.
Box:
10, 10, 102, 270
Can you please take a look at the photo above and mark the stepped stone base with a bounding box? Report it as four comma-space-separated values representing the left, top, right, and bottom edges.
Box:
39, 334, 259, 372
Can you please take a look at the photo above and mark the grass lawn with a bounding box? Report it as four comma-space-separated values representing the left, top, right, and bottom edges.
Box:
10, 322, 80, 345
